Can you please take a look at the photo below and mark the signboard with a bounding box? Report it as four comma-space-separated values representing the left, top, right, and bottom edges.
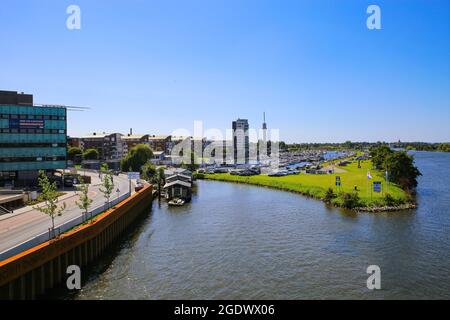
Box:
128, 172, 140, 180
9, 119, 45, 129
335, 176, 341, 186
373, 181, 382, 193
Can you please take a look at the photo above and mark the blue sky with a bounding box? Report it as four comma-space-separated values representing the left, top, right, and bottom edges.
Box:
0, 0, 449, 143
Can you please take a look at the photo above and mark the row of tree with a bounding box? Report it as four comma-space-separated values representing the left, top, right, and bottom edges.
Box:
287, 141, 450, 152
120, 144, 166, 200
35, 164, 116, 238
369, 145, 422, 193
68, 147, 99, 163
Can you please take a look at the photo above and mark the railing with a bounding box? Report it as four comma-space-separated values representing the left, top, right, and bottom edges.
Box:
0, 191, 130, 262
0, 205, 11, 216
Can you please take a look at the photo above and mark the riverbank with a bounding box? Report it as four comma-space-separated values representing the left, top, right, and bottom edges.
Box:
0, 184, 153, 300
198, 160, 413, 212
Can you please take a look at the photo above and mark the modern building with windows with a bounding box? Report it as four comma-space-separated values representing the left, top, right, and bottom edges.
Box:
0, 90, 67, 187
148, 135, 172, 154
121, 133, 150, 158
80, 132, 123, 160
232, 118, 249, 164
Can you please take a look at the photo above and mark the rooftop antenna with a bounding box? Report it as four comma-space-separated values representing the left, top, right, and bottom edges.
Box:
262, 112, 267, 130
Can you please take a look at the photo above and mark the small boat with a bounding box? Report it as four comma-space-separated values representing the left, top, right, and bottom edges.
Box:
168, 198, 185, 206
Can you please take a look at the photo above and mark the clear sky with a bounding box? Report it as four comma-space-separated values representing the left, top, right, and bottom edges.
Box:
1, 0, 449, 143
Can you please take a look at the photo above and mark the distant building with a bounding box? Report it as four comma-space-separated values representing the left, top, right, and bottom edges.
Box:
148, 135, 172, 154
0, 90, 67, 187
67, 136, 81, 148
232, 118, 249, 164
151, 151, 165, 164
80, 132, 123, 160
121, 133, 150, 157
262, 112, 267, 143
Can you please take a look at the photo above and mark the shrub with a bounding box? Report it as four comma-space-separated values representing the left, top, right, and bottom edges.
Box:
341, 192, 360, 209
383, 193, 396, 206
324, 188, 337, 204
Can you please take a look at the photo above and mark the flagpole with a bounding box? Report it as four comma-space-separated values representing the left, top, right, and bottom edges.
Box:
386, 165, 389, 194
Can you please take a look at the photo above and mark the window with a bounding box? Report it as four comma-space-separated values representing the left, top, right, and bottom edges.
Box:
1, 114, 9, 119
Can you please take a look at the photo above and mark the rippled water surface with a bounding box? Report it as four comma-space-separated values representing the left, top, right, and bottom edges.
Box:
73, 152, 450, 299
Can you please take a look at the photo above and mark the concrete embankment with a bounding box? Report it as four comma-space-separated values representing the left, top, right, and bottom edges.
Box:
0, 184, 153, 300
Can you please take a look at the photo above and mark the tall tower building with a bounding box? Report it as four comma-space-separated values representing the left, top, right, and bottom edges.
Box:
232, 118, 249, 164
262, 112, 267, 142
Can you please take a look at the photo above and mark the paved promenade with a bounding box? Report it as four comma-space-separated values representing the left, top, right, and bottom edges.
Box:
0, 171, 132, 254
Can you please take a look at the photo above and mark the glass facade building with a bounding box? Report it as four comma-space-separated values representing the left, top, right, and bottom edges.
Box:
0, 91, 67, 186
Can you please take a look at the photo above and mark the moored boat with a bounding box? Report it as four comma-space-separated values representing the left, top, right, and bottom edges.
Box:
168, 198, 185, 206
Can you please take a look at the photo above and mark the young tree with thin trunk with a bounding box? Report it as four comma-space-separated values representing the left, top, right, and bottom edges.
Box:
34, 170, 66, 238
75, 177, 93, 222
99, 163, 114, 209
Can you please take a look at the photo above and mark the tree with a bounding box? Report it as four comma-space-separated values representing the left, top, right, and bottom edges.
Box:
324, 188, 337, 204
343, 140, 354, 149
83, 148, 99, 160
152, 167, 166, 202
370, 145, 421, 193
75, 177, 93, 222
340, 192, 360, 209
141, 161, 156, 181
438, 143, 450, 152
386, 151, 421, 192
68, 147, 82, 163
121, 144, 153, 172
34, 171, 66, 238
369, 145, 393, 169
99, 163, 114, 209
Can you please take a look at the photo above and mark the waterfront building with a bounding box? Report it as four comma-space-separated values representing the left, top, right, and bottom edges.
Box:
163, 168, 193, 201
232, 118, 249, 164
80, 132, 123, 160
121, 133, 150, 157
148, 135, 172, 154
0, 90, 67, 187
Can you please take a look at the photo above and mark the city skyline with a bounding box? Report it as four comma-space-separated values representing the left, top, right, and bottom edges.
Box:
1, 0, 449, 143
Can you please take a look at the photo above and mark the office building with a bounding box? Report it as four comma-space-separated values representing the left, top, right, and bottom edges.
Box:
232, 118, 249, 164
0, 90, 67, 187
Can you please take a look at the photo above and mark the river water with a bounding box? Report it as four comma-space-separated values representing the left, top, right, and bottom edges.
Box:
72, 151, 450, 300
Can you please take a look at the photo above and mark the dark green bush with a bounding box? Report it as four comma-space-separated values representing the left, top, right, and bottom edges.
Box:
341, 192, 360, 209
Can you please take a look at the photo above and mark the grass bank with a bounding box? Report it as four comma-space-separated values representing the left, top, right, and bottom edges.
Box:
198, 160, 414, 212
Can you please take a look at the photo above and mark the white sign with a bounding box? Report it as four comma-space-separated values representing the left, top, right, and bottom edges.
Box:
128, 172, 140, 180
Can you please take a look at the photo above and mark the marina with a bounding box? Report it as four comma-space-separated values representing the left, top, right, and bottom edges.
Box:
69, 151, 450, 300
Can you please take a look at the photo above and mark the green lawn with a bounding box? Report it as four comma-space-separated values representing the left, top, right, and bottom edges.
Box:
200, 160, 409, 208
